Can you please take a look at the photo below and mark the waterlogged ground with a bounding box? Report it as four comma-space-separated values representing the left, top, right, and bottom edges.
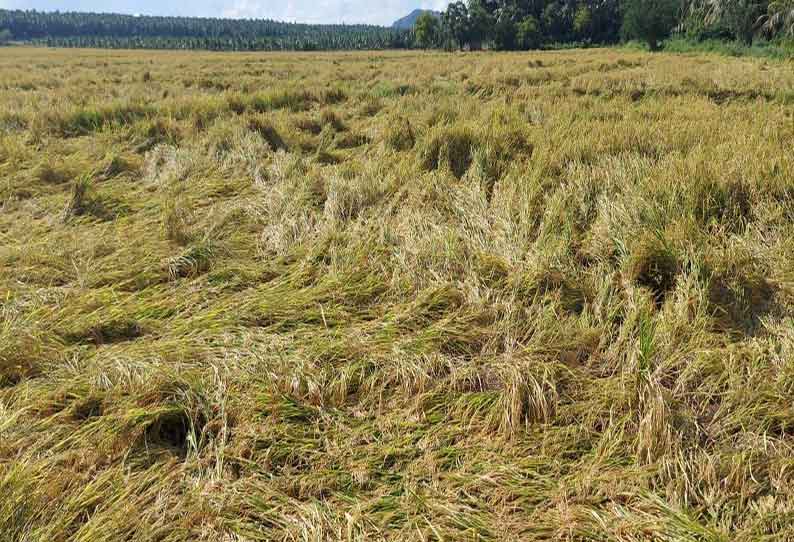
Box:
2, 47, 794, 541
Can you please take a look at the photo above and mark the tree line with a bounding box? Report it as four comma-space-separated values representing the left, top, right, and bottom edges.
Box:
414, 0, 794, 51
0, 3, 792, 52
0, 9, 412, 50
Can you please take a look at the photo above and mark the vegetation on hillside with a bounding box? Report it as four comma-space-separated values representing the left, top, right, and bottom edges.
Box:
2, 1, 794, 52
0, 9, 412, 51
1, 46, 794, 540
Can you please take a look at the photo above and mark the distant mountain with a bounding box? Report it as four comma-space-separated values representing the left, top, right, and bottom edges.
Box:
391, 9, 442, 30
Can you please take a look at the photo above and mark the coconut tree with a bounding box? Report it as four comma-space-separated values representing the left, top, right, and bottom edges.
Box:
621, 0, 681, 51
761, 0, 794, 36
698, 0, 767, 44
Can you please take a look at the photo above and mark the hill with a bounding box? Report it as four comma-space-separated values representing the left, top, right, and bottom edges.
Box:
392, 8, 441, 29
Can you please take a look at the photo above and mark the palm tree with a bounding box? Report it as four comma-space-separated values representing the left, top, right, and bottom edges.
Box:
761, 0, 794, 36
698, 0, 767, 44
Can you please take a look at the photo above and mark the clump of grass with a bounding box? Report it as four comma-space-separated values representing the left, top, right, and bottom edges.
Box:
115, 403, 206, 459
371, 82, 415, 98
708, 271, 775, 334
320, 87, 346, 105
426, 104, 459, 127
471, 127, 532, 195
706, 249, 776, 334
247, 115, 286, 151
419, 124, 477, 178
71, 394, 104, 420
141, 407, 195, 453
161, 189, 192, 245
168, 237, 218, 280
474, 252, 510, 289
323, 168, 389, 224
251, 89, 314, 113
100, 153, 140, 179
0, 111, 27, 133
135, 117, 182, 152
383, 116, 415, 151
54, 102, 153, 136
0, 306, 52, 387
205, 121, 238, 157
319, 109, 345, 132
294, 116, 322, 135
358, 96, 382, 117
64, 319, 144, 345
62, 174, 105, 222
0, 354, 38, 388
34, 161, 71, 184
690, 177, 752, 231
226, 93, 249, 115
335, 132, 369, 149
144, 117, 181, 143
625, 234, 680, 307
511, 267, 589, 314
314, 125, 340, 164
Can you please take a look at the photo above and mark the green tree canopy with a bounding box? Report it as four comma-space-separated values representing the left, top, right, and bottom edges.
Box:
700, 0, 767, 44
467, 0, 496, 49
492, 4, 520, 50
762, 0, 794, 36
0, 9, 412, 51
517, 15, 542, 48
573, 5, 593, 38
621, 0, 682, 50
442, 2, 471, 49
3, 2, 791, 54
414, 12, 440, 48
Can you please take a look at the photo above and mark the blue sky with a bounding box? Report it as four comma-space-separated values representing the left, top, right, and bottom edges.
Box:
0, 0, 450, 25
